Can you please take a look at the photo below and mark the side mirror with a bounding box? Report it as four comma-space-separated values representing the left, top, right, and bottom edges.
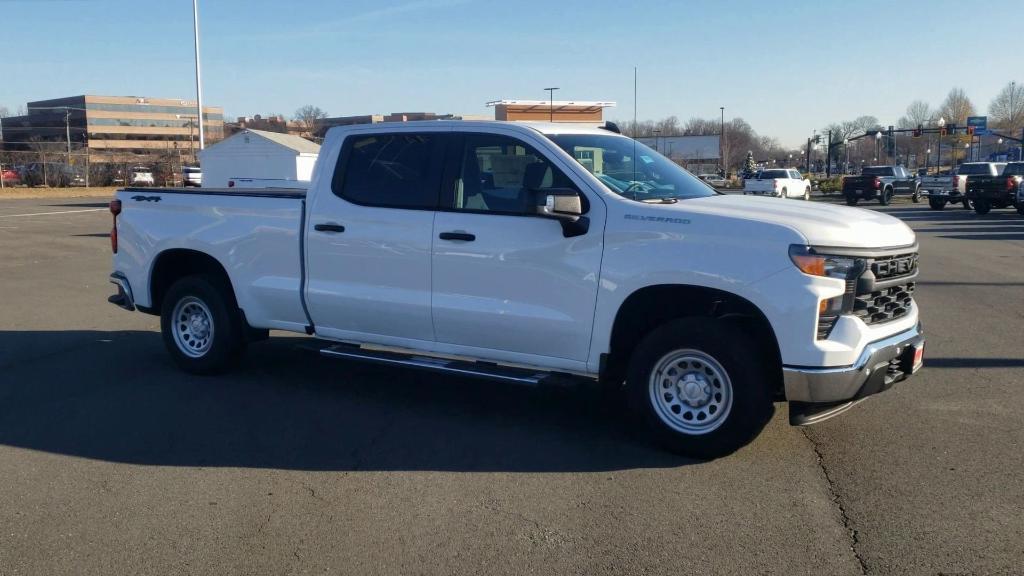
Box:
532, 188, 589, 238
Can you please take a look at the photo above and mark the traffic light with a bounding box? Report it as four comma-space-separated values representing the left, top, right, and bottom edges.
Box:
813, 135, 821, 144
913, 128, 922, 138
967, 126, 975, 136
947, 123, 957, 134
940, 127, 947, 136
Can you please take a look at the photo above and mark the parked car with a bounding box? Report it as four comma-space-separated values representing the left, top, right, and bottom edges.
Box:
698, 173, 728, 188
0, 167, 21, 186
842, 165, 921, 205
130, 167, 155, 187
922, 163, 1004, 210
743, 168, 812, 200
182, 166, 202, 187
108, 120, 924, 459
965, 161, 1024, 215
227, 177, 310, 190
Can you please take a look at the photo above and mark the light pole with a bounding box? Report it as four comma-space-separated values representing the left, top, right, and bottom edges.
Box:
926, 148, 931, 171
844, 139, 850, 174
719, 106, 725, 173
937, 117, 945, 173
874, 131, 882, 163
193, 0, 206, 149
176, 114, 198, 163
544, 87, 559, 122
653, 129, 661, 154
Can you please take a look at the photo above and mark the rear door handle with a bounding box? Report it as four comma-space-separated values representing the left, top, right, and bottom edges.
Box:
314, 223, 345, 233
438, 231, 475, 241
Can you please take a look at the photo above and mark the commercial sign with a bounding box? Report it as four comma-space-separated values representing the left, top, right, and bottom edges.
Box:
967, 116, 988, 134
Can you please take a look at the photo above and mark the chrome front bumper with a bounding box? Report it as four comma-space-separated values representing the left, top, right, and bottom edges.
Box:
783, 324, 924, 423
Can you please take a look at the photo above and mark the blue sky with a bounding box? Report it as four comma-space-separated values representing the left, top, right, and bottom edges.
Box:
3, 0, 1021, 147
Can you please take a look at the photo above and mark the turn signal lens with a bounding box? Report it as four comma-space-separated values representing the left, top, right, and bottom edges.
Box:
793, 254, 826, 276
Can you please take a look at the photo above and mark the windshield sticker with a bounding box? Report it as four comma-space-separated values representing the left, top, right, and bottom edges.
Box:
625, 214, 690, 224
640, 155, 654, 164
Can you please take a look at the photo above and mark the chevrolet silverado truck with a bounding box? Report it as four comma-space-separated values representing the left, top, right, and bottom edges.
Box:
843, 165, 921, 206
107, 121, 924, 459
923, 162, 1004, 210
743, 168, 812, 200
965, 162, 1023, 215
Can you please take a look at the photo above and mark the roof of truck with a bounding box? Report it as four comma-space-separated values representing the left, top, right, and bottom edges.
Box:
326, 120, 619, 138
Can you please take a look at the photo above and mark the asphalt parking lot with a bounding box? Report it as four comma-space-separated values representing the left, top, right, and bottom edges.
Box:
1, 195, 1022, 575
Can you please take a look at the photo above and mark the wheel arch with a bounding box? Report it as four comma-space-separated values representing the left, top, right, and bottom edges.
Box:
603, 284, 783, 396
147, 248, 238, 315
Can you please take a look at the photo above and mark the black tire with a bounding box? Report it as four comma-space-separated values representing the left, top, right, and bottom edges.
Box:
803, 187, 811, 201
963, 198, 974, 210
879, 187, 893, 206
160, 274, 246, 374
973, 200, 991, 215
780, 187, 788, 199
626, 318, 773, 459
1017, 206, 1024, 216
845, 196, 858, 206
928, 197, 947, 210
912, 187, 922, 203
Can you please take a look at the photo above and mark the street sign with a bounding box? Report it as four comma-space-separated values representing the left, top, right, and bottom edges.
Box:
967, 116, 987, 130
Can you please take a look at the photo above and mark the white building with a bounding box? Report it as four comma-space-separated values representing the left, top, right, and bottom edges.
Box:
197, 129, 320, 187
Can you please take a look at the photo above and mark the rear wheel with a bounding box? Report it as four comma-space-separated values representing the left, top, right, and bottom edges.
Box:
912, 187, 922, 203
1017, 206, 1024, 216
780, 187, 788, 198
963, 198, 974, 210
973, 200, 991, 215
803, 187, 811, 201
879, 187, 893, 205
160, 274, 246, 374
845, 196, 858, 206
928, 197, 947, 210
626, 318, 773, 459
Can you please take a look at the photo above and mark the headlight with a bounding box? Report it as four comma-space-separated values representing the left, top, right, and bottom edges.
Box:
789, 245, 864, 280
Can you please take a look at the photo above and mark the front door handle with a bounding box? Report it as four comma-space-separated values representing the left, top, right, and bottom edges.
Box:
314, 223, 345, 233
438, 231, 475, 241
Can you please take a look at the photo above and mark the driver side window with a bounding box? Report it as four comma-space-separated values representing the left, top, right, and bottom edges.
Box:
448, 134, 577, 214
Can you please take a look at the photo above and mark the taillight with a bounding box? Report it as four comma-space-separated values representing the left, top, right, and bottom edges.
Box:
228, 180, 235, 187
772, 178, 779, 189
873, 177, 881, 189
109, 199, 121, 254
1008, 177, 1016, 192
952, 175, 961, 187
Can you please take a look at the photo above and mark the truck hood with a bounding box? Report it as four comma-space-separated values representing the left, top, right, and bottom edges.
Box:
678, 195, 916, 248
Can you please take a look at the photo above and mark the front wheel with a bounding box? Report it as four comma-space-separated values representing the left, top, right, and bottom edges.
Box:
626, 318, 773, 459
1017, 205, 1024, 216
973, 200, 991, 215
879, 187, 893, 205
912, 187, 922, 203
160, 274, 246, 374
928, 197, 947, 210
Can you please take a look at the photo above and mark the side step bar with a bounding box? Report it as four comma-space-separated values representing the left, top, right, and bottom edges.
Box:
319, 344, 585, 387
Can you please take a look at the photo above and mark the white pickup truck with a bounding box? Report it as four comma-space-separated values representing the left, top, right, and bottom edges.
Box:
107, 121, 924, 458
743, 168, 812, 200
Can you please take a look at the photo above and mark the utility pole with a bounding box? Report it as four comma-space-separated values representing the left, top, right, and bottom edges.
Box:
544, 87, 559, 122
805, 137, 812, 173
719, 106, 725, 172
826, 129, 833, 178
193, 0, 206, 149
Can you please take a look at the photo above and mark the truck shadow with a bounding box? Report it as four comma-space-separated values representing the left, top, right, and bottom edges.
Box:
0, 330, 720, 472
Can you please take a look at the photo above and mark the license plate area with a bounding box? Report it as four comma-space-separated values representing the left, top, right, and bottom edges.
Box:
899, 341, 925, 374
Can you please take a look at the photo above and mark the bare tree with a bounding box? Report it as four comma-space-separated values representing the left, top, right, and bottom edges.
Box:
0, 106, 9, 118
293, 105, 328, 137
988, 81, 1024, 134
939, 88, 976, 125
897, 100, 933, 129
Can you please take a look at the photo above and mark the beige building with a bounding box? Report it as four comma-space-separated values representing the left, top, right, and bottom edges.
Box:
1, 95, 224, 155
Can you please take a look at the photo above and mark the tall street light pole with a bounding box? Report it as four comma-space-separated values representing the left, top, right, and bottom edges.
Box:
937, 117, 945, 173
193, 0, 206, 150
544, 87, 559, 122
719, 107, 725, 173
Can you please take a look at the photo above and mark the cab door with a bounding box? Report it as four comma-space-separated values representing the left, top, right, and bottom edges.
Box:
430, 131, 605, 364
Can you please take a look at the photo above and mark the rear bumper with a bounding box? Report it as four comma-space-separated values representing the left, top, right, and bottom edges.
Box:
843, 188, 878, 199
108, 272, 135, 311
784, 323, 924, 424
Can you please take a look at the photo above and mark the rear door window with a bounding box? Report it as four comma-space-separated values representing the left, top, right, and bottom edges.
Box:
333, 133, 444, 209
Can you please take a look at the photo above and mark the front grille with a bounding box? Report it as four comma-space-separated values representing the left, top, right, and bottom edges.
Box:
853, 281, 915, 325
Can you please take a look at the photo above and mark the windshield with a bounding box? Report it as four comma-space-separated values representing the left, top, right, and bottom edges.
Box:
549, 134, 716, 201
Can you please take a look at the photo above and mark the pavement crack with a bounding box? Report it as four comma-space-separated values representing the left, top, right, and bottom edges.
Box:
802, 428, 869, 575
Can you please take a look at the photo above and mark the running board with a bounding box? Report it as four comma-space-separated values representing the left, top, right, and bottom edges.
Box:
319, 344, 583, 387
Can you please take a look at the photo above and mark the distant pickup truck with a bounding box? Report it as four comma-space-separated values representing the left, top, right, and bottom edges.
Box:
921, 162, 1003, 210
965, 162, 1024, 215
106, 120, 924, 459
843, 166, 921, 206
743, 168, 812, 200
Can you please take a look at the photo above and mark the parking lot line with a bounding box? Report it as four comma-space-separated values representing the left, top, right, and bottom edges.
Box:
0, 208, 106, 218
